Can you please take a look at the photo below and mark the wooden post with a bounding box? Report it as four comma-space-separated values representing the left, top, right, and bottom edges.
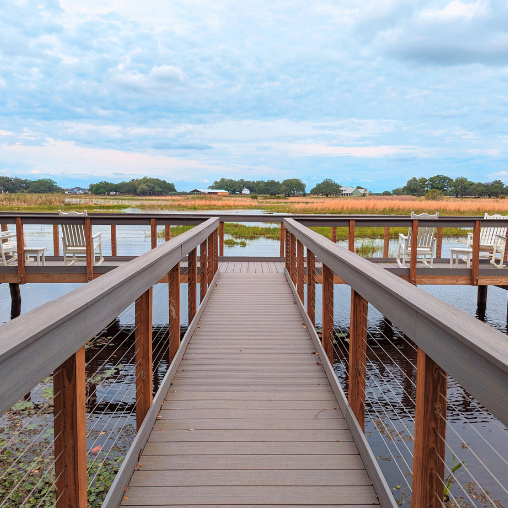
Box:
410, 219, 418, 285
135, 288, 153, 430
9, 283, 21, 319
168, 263, 180, 364
165, 225, 171, 242
307, 249, 316, 326
285, 227, 291, 272
478, 285, 487, 305
322, 263, 334, 363
331, 227, 337, 244
290, 233, 297, 284
207, 235, 213, 285
53, 224, 60, 256
54, 347, 87, 508
349, 290, 368, 431
151, 218, 157, 249
348, 220, 355, 252
471, 221, 480, 286
188, 247, 197, 323
412, 348, 447, 508
219, 222, 224, 257
15, 218, 25, 284
383, 227, 389, 258
200, 240, 208, 303
280, 223, 285, 258
1, 222, 7, 241
111, 224, 117, 257
213, 229, 219, 275
297, 240, 304, 301
84, 218, 93, 282
436, 228, 443, 259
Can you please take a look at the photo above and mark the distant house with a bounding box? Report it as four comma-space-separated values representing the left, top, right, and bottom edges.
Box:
190, 189, 229, 196
65, 187, 89, 195
341, 186, 367, 197
241, 188, 251, 195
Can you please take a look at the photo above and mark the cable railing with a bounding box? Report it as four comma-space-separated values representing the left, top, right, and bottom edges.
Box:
283, 217, 508, 508
0, 217, 219, 508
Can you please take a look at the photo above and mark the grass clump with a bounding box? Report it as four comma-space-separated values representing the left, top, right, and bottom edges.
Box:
224, 238, 247, 247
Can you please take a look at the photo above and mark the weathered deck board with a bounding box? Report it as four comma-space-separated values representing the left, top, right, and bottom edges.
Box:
121, 272, 379, 507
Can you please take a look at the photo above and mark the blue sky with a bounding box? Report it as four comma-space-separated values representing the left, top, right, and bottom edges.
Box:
1, 0, 507, 192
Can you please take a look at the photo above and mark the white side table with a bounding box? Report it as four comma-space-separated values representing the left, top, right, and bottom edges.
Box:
450, 247, 472, 268
25, 247, 46, 266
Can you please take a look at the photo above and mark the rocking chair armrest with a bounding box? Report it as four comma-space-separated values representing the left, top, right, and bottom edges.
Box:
398, 234, 408, 240
91, 232, 102, 240
495, 234, 507, 245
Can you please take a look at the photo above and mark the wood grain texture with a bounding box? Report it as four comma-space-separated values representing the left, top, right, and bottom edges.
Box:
307, 249, 316, 326
188, 247, 197, 323
168, 262, 180, 365
383, 227, 389, 258
219, 221, 224, 257
15, 217, 25, 284
280, 223, 285, 257
331, 226, 337, 244
322, 263, 334, 363
200, 240, 208, 303
436, 227, 442, 259
151, 218, 157, 249
54, 347, 87, 508
110, 224, 117, 256
53, 224, 60, 256
290, 232, 296, 284
348, 220, 355, 252
165, 224, 170, 242
297, 239, 304, 301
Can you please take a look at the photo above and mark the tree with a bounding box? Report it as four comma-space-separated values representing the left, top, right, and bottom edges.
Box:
137, 184, 150, 195
424, 189, 444, 201
310, 179, 342, 197
27, 178, 62, 193
382, 191, 391, 196
392, 187, 404, 196
485, 180, 505, 198
403, 177, 428, 196
281, 179, 305, 196
427, 175, 453, 192
450, 177, 471, 198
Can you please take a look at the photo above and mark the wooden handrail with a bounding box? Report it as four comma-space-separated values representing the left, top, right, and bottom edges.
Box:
283, 218, 508, 428
0, 217, 219, 416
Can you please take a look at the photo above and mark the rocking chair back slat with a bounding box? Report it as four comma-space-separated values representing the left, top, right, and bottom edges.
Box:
482, 214, 508, 244
407, 212, 439, 249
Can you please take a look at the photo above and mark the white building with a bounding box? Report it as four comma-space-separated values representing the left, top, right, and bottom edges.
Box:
241, 188, 251, 195
340, 186, 367, 197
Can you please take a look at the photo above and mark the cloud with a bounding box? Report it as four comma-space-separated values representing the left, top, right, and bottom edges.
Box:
0, 130, 13, 136
468, 148, 501, 155
113, 65, 187, 92
279, 143, 428, 158
488, 171, 508, 181
420, 1, 489, 22
152, 142, 213, 150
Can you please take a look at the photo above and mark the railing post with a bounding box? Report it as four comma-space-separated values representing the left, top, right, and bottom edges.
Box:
168, 263, 180, 364
331, 226, 337, 244
280, 223, 285, 257
297, 239, 304, 301
165, 225, 171, 242
1, 222, 7, 239
54, 346, 87, 508
290, 233, 296, 284
348, 220, 355, 252
85, 218, 93, 282
188, 247, 197, 323
200, 239, 208, 303
307, 249, 315, 326
15, 217, 25, 284
285, 226, 291, 272
410, 219, 418, 285
111, 224, 117, 256
53, 224, 60, 256
213, 228, 219, 275
207, 234, 213, 285
219, 222, 224, 257
322, 263, 334, 363
412, 348, 447, 508
383, 227, 389, 258
151, 218, 157, 249
135, 288, 153, 430
349, 290, 368, 431
471, 220, 480, 286
436, 227, 443, 259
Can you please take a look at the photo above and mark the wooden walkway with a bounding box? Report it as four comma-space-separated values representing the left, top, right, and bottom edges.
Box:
121, 271, 379, 507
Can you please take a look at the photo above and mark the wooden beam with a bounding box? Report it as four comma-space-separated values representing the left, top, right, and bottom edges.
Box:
213, 229, 219, 275
207, 234, 213, 285
165, 225, 170, 242
412, 348, 447, 508
348, 220, 355, 252
188, 247, 197, 323
280, 223, 285, 257
1, 223, 7, 243
85, 217, 93, 282
219, 222, 224, 257
111, 224, 117, 257
331, 226, 337, 244
297, 239, 304, 301
151, 218, 157, 249
410, 219, 418, 285
290, 233, 297, 285
168, 263, 180, 365
135, 288, 153, 430
349, 290, 368, 431
307, 249, 316, 326
436, 228, 443, 259
200, 240, 208, 303
478, 285, 487, 305
285, 226, 291, 272
322, 263, 334, 363
53, 224, 60, 256
15, 217, 25, 285
471, 220, 480, 286
383, 227, 389, 258
54, 347, 87, 508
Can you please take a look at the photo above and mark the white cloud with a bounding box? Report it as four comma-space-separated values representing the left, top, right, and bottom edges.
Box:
0, 130, 13, 136
468, 148, 501, 155
113, 65, 187, 92
420, 1, 489, 22
277, 143, 428, 158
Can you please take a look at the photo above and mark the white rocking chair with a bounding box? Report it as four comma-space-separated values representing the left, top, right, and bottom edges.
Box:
466, 213, 507, 269
397, 212, 439, 268
0, 230, 17, 266
59, 210, 103, 266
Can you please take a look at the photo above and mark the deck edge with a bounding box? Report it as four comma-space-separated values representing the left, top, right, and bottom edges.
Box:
284, 267, 397, 508
101, 269, 221, 508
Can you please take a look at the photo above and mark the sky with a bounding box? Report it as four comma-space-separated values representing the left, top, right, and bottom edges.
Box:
1, 0, 508, 192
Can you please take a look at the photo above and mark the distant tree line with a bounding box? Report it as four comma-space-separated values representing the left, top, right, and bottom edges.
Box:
0, 177, 62, 194
89, 177, 176, 196
210, 178, 306, 196
387, 175, 507, 198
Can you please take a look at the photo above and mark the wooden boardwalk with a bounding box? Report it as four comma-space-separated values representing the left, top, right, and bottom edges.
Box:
121, 270, 379, 507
